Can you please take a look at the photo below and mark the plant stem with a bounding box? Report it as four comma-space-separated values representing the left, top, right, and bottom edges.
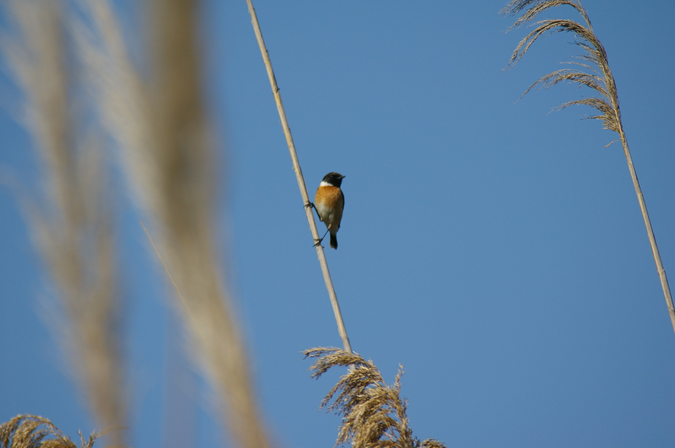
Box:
245, 0, 352, 353
617, 128, 675, 333
588, 0, 675, 334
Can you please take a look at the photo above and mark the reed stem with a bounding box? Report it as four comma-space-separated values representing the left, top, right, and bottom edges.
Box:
616, 129, 675, 333
245, 0, 352, 353
503, 0, 675, 337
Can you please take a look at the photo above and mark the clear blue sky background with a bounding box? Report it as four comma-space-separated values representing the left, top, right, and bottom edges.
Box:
1, 1, 674, 447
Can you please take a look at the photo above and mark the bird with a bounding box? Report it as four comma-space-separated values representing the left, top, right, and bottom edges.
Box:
313, 172, 345, 249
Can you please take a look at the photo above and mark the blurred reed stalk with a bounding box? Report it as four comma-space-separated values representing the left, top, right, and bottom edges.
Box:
502, 0, 675, 335
304, 348, 446, 448
148, 0, 271, 444
3, 0, 271, 445
2, 1, 126, 444
0, 415, 100, 448
74, 0, 271, 446
245, 0, 352, 353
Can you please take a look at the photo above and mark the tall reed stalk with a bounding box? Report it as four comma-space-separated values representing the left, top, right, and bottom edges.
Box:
78, 0, 272, 446
245, 0, 352, 353
502, 0, 675, 336
2, 2, 126, 444
4, 0, 271, 446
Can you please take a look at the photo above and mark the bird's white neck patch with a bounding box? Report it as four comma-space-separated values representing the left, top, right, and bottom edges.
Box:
320, 181, 334, 187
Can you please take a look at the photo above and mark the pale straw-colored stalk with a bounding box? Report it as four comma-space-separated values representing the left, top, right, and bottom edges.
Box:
147, 1, 270, 444
5, 0, 271, 444
72, 0, 271, 446
245, 0, 352, 353
502, 0, 675, 336
1, 1, 126, 444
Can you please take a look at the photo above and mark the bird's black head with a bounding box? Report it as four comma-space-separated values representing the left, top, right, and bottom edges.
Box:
322, 172, 345, 187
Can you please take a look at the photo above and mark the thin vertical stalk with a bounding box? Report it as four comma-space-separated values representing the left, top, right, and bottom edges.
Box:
617, 129, 675, 332
245, 0, 352, 353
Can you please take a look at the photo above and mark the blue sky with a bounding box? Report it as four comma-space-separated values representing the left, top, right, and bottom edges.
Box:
1, 1, 675, 447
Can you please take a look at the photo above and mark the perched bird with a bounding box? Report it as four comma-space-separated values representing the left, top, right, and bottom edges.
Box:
314, 172, 345, 249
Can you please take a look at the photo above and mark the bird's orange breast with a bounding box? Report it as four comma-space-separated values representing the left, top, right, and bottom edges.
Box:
315, 185, 344, 230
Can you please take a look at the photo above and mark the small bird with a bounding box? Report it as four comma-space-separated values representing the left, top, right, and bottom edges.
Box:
314, 172, 345, 249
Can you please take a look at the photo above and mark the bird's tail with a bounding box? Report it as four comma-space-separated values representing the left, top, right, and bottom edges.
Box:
330, 233, 338, 249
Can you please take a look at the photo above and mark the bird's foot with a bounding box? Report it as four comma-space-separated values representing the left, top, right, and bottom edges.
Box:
313, 229, 329, 248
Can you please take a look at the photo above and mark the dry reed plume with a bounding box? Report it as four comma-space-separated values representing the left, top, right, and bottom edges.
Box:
2, 1, 125, 444
142, 1, 269, 445
0, 415, 100, 448
76, 0, 271, 446
3, 0, 270, 446
305, 348, 446, 448
502, 0, 675, 335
